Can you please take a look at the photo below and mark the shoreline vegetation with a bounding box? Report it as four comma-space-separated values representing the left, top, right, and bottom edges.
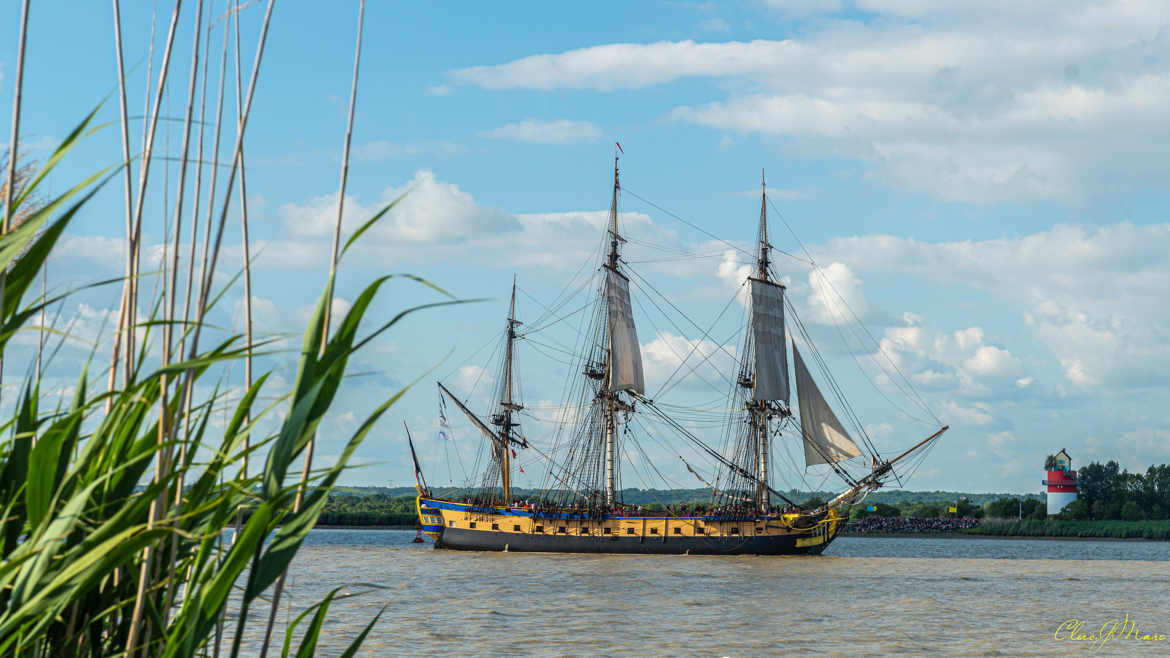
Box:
318, 491, 1170, 541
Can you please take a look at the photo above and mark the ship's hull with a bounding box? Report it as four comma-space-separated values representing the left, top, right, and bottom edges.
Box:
417, 496, 843, 556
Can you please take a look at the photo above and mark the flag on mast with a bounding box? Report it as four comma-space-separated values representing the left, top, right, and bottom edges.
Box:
615, 141, 624, 154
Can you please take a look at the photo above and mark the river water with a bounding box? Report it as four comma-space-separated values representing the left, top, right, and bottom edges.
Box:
229, 529, 1170, 656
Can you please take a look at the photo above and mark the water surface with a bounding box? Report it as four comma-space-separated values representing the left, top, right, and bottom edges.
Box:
230, 529, 1170, 656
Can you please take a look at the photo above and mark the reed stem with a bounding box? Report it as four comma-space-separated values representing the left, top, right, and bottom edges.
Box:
258, 2, 363, 653
234, 0, 254, 480
0, 0, 31, 398
124, 2, 186, 652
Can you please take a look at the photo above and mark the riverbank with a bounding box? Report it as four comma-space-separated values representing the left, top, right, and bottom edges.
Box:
840, 531, 1167, 541
965, 519, 1170, 540
844, 517, 1170, 540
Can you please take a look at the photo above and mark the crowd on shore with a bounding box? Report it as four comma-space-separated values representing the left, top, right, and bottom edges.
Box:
845, 516, 981, 534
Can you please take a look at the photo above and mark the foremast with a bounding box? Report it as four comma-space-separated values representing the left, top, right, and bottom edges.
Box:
495, 278, 523, 504
436, 279, 526, 506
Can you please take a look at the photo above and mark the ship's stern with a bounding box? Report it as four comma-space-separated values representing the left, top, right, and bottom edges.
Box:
416, 495, 444, 541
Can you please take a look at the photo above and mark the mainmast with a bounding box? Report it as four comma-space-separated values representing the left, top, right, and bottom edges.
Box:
579, 148, 643, 511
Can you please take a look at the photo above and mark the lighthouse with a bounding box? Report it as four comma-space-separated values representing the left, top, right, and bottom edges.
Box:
1044, 448, 1078, 517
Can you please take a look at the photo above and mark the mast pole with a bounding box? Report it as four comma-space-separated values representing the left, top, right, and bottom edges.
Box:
758, 168, 770, 281
501, 277, 519, 505
754, 170, 771, 513
604, 151, 621, 508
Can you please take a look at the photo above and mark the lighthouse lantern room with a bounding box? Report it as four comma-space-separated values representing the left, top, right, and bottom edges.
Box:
1044, 448, 1078, 517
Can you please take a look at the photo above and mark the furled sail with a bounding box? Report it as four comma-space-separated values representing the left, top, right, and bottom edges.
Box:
749, 278, 789, 403
793, 343, 862, 466
605, 268, 645, 394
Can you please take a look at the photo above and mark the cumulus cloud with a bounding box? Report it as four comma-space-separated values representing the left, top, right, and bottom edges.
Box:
641, 330, 738, 392
279, 169, 520, 245
820, 222, 1170, 389
449, 3, 1170, 202
869, 315, 1025, 400
271, 169, 677, 272
479, 119, 602, 144
806, 262, 870, 325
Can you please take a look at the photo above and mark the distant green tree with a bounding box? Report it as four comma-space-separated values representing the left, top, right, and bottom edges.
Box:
1078, 461, 1120, 518
1022, 499, 1046, 520
1061, 499, 1089, 520
849, 502, 901, 520
1121, 501, 1143, 521
907, 502, 944, 518
800, 497, 825, 509
955, 499, 981, 517
984, 497, 1021, 519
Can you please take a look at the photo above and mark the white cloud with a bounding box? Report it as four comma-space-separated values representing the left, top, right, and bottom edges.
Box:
939, 400, 994, 427
479, 119, 602, 144
806, 261, 870, 325
294, 297, 353, 329
351, 140, 465, 162
716, 249, 752, 304
456, 365, 491, 395
868, 314, 1024, 400
821, 222, 1170, 389
426, 84, 453, 96
279, 169, 520, 245
641, 330, 737, 392
233, 295, 283, 336
449, 4, 1170, 202
963, 345, 1022, 378
987, 430, 1015, 448
450, 40, 794, 91
271, 169, 677, 273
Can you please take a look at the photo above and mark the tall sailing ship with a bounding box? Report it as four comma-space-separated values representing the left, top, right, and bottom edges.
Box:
412, 157, 947, 555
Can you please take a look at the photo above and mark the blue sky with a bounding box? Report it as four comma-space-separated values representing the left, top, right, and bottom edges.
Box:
3, 0, 1169, 494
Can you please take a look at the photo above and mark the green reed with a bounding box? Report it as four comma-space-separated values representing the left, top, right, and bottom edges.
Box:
965, 520, 1170, 540
0, 108, 452, 657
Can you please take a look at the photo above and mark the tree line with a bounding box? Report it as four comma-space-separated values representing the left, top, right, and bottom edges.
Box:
1058, 461, 1170, 521
849, 497, 1047, 521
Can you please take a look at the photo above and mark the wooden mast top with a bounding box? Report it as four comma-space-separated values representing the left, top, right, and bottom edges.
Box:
607, 153, 621, 271
757, 168, 771, 282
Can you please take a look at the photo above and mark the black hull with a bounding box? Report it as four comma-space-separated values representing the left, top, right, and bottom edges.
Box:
435, 527, 834, 556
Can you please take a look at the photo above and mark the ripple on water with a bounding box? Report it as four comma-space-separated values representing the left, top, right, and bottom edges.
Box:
223, 530, 1170, 657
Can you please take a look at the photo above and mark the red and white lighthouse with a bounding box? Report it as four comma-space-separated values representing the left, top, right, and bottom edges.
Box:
1044, 448, 1078, 517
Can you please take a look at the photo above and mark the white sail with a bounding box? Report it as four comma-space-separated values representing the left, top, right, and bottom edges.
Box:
793, 343, 862, 466
749, 278, 789, 403
605, 268, 645, 394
